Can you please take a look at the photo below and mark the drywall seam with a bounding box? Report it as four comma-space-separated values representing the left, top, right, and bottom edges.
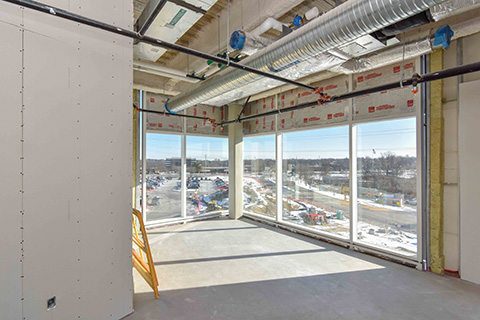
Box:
20, 6, 25, 318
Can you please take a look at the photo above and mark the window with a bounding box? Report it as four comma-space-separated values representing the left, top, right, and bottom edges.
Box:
186, 136, 229, 215
356, 118, 417, 257
282, 126, 350, 238
243, 135, 276, 218
145, 133, 182, 221
142, 103, 420, 260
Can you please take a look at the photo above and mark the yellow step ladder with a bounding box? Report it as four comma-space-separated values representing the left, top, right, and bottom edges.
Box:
132, 208, 159, 299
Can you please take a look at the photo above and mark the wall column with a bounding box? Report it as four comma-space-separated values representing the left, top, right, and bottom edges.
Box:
430, 49, 445, 274
228, 105, 244, 219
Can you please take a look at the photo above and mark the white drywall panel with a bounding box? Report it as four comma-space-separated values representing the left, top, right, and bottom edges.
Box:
463, 33, 480, 84
22, 10, 82, 319
0, 3, 23, 318
3, 0, 134, 319
78, 0, 128, 29
459, 79, 480, 285
108, 25, 135, 317
76, 23, 133, 320
34, 0, 77, 11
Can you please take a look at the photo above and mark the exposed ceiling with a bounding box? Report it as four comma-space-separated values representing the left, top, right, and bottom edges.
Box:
133, 0, 346, 95
134, 0, 150, 21
156, 0, 230, 65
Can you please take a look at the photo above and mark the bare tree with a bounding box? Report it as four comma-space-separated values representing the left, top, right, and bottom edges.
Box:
193, 161, 202, 173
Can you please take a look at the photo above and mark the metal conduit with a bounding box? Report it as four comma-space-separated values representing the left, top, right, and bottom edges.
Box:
167, 0, 447, 112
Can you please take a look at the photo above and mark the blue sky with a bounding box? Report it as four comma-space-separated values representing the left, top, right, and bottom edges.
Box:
283, 126, 349, 159
357, 117, 416, 158
146, 134, 229, 160
187, 136, 228, 160
146, 134, 182, 159
147, 117, 416, 160
244, 135, 276, 160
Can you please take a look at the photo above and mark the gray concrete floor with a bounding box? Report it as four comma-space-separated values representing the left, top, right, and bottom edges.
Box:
125, 217, 480, 320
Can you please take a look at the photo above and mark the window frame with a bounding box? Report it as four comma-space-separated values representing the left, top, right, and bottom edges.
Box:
139, 58, 425, 266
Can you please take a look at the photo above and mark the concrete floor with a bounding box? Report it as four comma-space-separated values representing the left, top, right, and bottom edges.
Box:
125, 217, 480, 320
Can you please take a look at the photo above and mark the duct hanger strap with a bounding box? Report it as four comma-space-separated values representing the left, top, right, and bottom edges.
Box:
237, 96, 251, 123
2, 0, 315, 92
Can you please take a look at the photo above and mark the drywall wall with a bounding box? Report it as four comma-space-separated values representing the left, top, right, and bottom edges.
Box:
457, 32, 480, 285
0, 1, 133, 319
0, 3, 23, 317
459, 78, 480, 285
441, 33, 480, 274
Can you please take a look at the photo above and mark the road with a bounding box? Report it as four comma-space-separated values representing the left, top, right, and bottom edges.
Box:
259, 177, 417, 234
145, 179, 182, 221
146, 179, 219, 221
147, 175, 417, 235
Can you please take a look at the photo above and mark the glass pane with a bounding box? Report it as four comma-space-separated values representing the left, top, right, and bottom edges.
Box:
243, 135, 276, 218
357, 118, 417, 257
283, 126, 350, 238
145, 133, 182, 221
186, 136, 229, 215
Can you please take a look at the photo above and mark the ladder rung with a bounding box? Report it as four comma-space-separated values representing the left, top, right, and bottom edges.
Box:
133, 236, 146, 249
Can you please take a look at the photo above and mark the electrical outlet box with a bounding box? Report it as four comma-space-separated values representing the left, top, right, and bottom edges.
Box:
47, 296, 56, 311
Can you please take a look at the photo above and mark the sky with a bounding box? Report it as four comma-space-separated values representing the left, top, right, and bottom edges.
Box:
146, 117, 416, 160
357, 117, 416, 158
146, 134, 229, 160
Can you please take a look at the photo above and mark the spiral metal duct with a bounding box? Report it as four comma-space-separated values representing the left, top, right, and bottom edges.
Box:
169, 0, 446, 112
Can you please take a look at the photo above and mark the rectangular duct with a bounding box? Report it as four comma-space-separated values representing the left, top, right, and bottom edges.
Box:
134, 0, 216, 61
